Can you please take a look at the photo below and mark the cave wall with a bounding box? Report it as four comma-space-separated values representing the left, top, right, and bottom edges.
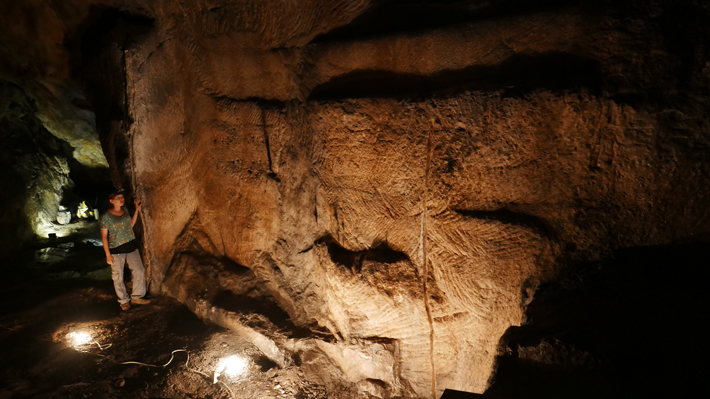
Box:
0, 0, 108, 169
0, 81, 74, 253
113, 0, 710, 397
3, 0, 710, 397
0, 0, 115, 252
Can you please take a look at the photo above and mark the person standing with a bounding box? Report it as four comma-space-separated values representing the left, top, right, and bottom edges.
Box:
100, 189, 151, 311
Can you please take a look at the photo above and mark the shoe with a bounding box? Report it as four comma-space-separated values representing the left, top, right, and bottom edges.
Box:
131, 297, 151, 305
121, 303, 131, 311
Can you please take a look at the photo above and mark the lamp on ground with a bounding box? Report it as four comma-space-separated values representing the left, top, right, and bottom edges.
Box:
213, 355, 248, 384
67, 331, 92, 347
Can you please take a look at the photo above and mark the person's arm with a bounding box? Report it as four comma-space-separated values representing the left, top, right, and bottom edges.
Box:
101, 228, 114, 265
131, 199, 142, 228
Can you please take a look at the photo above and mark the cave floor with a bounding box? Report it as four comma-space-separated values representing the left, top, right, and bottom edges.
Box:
0, 234, 329, 399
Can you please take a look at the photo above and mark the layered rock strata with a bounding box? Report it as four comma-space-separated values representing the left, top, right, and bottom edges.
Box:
116, 1, 710, 397
3, 0, 710, 397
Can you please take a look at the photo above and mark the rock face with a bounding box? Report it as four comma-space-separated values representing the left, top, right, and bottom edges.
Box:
116, 1, 710, 397
0, 0, 108, 169
4, 0, 710, 397
0, 81, 73, 253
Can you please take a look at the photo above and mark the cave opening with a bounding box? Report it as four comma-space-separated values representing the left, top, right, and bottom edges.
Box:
2, 0, 710, 398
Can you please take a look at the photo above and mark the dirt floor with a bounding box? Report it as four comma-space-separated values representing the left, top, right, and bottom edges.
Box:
0, 224, 330, 399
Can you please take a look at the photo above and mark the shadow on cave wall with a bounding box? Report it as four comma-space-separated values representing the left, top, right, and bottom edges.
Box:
486, 240, 708, 398
309, 52, 602, 100
313, 0, 576, 43
163, 241, 320, 341
657, 2, 710, 90
319, 234, 410, 273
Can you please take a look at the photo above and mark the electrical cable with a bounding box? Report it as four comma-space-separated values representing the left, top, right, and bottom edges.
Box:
74, 344, 235, 399
94, 341, 112, 350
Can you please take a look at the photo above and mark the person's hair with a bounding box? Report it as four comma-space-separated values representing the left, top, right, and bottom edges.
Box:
108, 189, 125, 200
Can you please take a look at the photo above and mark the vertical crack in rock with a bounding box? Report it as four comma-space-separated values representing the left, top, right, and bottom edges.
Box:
421, 120, 436, 399
261, 107, 274, 176
125, 41, 152, 286
314, 190, 318, 223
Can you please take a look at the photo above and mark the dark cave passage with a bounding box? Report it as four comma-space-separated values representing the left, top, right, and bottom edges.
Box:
488, 241, 708, 399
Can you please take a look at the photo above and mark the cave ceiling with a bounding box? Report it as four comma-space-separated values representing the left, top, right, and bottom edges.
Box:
2, 0, 710, 397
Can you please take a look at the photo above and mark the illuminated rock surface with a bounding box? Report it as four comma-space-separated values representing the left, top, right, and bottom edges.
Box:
0, 0, 107, 169
0, 82, 73, 252
1, 0, 710, 398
